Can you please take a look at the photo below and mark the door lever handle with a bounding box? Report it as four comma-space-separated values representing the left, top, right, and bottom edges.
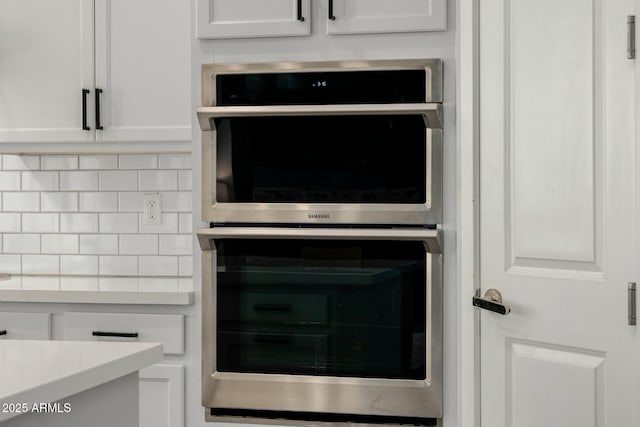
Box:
473, 289, 511, 315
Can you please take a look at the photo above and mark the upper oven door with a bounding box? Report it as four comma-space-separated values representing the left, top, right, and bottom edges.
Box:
198, 60, 443, 226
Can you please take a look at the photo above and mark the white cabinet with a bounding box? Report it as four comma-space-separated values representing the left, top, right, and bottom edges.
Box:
139, 364, 185, 427
0, 0, 191, 152
326, 0, 447, 35
94, 0, 191, 144
0, 0, 95, 144
197, 0, 311, 39
63, 312, 185, 427
0, 312, 51, 339
63, 312, 185, 355
197, 0, 446, 39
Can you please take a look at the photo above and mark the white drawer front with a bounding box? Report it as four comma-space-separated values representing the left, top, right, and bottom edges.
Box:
0, 312, 51, 340
63, 312, 184, 355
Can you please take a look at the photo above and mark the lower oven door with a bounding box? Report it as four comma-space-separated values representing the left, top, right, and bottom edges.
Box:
198, 227, 442, 423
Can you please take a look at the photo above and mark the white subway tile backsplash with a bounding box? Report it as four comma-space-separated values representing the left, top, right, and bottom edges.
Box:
0, 213, 21, 232
178, 213, 192, 234
0, 255, 21, 274
119, 235, 158, 255
119, 154, 158, 170
41, 192, 78, 212
3, 155, 39, 170
3, 234, 40, 254
159, 154, 190, 169
42, 155, 78, 170
0, 153, 192, 289
22, 213, 59, 233
159, 235, 192, 255
22, 171, 58, 191
61, 277, 99, 291
139, 256, 178, 276
61, 255, 98, 275
3, 193, 39, 212
61, 213, 99, 233
79, 155, 117, 170
139, 277, 178, 292
22, 277, 59, 291
139, 170, 178, 191
22, 255, 59, 274
79, 234, 118, 255
79, 192, 117, 212
60, 171, 98, 191
118, 192, 144, 212
178, 256, 193, 276
139, 213, 178, 234
99, 255, 138, 276
99, 213, 138, 233
161, 192, 192, 212
99, 277, 138, 292
0, 172, 21, 191
42, 234, 78, 254
99, 171, 138, 191
178, 170, 192, 191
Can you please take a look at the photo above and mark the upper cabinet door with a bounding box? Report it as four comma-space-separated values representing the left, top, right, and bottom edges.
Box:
326, 0, 447, 35
0, 0, 95, 143
197, 0, 311, 39
94, 0, 191, 143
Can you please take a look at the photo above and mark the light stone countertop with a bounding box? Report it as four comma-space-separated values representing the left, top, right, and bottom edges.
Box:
0, 340, 162, 422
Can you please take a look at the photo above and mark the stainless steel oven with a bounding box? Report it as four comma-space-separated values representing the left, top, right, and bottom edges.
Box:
197, 59, 443, 226
198, 227, 442, 425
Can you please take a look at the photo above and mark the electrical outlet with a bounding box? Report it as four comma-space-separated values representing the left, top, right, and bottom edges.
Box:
143, 193, 162, 225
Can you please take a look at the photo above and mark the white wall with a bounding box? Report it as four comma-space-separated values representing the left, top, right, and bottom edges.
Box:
189, 1, 458, 426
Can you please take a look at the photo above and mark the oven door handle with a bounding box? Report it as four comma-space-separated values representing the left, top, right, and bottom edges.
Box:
196, 103, 442, 131
197, 227, 442, 254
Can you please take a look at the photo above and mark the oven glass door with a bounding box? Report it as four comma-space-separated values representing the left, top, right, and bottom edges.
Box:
215, 238, 426, 380
215, 115, 427, 204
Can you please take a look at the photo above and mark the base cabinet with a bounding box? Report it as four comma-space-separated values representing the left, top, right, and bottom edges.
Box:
63, 312, 186, 427
0, 312, 51, 339
140, 364, 185, 427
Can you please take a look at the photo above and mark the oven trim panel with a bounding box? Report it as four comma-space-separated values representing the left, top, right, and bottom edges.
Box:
199, 228, 443, 420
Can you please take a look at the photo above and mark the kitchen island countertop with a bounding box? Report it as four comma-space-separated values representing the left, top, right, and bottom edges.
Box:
0, 339, 162, 422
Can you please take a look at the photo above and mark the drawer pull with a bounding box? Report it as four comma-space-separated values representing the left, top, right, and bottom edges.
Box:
92, 331, 139, 338
253, 304, 291, 312
253, 335, 290, 344
0, 330, 6, 336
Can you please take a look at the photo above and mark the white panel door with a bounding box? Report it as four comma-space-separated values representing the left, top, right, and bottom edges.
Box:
196, 0, 311, 39
0, 0, 94, 143
139, 364, 184, 427
326, 0, 447, 35
479, 0, 636, 425
94, 0, 191, 143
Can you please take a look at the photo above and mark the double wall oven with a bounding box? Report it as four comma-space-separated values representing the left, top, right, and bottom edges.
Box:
197, 60, 444, 426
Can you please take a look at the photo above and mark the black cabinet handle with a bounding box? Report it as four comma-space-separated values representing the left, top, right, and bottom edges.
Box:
328, 0, 336, 20
254, 335, 290, 344
253, 304, 291, 312
82, 89, 90, 130
92, 331, 139, 338
0, 330, 6, 336
297, 0, 305, 21
95, 88, 103, 130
